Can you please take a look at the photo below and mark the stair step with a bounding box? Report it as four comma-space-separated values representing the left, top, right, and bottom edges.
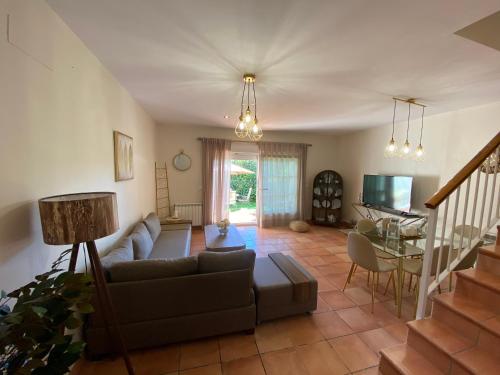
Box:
481, 316, 500, 338
407, 319, 473, 355
478, 245, 500, 260
380, 344, 444, 375
452, 347, 500, 375
477, 247, 500, 276
457, 268, 500, 293
455, 269, 500, 314
433, 292, 497, 324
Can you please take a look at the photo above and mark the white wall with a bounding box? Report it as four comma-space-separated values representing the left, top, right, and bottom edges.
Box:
0, 0, 157, 292
155, 124, 340, 219
336, 101, 500, 222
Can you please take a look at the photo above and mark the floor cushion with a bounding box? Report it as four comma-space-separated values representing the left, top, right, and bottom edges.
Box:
289, 220, 310, 232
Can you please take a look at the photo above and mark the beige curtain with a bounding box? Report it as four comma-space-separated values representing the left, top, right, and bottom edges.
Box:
257, 142, 308, 227
201, 138, 232, 225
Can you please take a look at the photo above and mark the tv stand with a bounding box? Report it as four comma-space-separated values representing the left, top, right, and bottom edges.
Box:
352, 202, 427, 227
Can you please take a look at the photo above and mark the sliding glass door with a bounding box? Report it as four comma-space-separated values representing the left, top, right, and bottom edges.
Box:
258, 142, 307, 227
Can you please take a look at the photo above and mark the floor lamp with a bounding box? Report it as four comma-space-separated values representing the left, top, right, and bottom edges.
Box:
39, 192, 135, 375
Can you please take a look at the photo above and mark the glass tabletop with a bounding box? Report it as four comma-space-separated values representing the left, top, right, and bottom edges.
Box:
363, 230, 425, 258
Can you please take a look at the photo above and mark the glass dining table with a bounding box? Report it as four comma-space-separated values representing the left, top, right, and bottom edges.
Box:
363, 230, 426, 318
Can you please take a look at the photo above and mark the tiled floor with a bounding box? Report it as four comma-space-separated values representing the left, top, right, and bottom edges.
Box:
72, 225, 421, 375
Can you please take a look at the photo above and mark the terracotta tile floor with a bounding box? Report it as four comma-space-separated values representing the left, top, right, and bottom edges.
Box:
72, 225, 421, 375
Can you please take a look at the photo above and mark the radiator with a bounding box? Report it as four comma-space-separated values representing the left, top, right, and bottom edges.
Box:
174, 203, 203, 226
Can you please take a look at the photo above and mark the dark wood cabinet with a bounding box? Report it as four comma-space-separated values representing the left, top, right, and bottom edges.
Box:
312, 170, 342, 226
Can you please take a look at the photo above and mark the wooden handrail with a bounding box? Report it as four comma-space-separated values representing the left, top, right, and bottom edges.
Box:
425, 131, 500, 209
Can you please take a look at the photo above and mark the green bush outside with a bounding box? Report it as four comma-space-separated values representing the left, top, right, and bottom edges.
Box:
230, 160, 257, 202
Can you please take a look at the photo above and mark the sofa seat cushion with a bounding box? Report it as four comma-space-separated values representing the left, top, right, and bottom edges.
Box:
100, 237, 134, 270
131, 223, 154, 260
143, 212, 161, 242
149, 229, 191, 260
108, 256, 198, 282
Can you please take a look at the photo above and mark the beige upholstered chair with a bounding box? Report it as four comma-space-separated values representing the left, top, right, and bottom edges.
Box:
447, 225, 481, 290
403, 245, 451, 315
355, 219, 396, 260
343, 232, 397, 312
355, 219, 396, 286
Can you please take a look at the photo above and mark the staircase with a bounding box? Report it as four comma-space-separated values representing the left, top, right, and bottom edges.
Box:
380, 236, 500, 374
380, 132, 500, 375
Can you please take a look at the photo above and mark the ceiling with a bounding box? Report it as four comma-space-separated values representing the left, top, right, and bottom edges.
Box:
46, 0, 500, 132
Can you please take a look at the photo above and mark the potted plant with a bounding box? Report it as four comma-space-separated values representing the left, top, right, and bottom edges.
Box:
0, 249, 94, 374
216, 218, 230, 235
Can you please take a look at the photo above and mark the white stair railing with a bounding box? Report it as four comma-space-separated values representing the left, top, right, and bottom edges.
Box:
416, 133, 500, 319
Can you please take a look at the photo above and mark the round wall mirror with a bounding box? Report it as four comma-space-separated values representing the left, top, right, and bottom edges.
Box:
173, 151, 191, 171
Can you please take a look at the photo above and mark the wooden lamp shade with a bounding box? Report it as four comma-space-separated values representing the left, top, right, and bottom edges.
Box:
39, 192, 119, 245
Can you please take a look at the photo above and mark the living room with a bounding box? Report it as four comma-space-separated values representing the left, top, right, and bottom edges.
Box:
1, 0, 500, 374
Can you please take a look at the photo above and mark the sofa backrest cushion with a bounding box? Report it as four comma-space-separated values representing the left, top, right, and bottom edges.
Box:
198, 249, 256, 274
143, 212, 161, 242
100, 237, 134, 271
130, 222, 154, 260
108, 256, 198, 282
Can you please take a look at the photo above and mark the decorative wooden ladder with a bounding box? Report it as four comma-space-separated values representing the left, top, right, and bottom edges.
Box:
379, 132, 500, 374
155, 162, 171, 220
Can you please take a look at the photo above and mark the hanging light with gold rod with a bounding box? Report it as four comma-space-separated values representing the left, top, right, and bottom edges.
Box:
234, 73, 263, 140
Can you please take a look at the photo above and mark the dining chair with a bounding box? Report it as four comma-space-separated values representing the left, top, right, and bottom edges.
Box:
448, 225, 481, 291
355, 218, 396, 288
403, 245, 450, 316
343, 232, 397, 312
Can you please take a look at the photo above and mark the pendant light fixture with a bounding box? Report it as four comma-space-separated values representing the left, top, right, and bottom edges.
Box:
234, 73, 263, 141
385, 97, 426, 159
415, 106, 425, 159
385, 99, 398, 155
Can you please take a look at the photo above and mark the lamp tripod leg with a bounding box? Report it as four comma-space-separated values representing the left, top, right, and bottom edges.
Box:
86, 241, 135, 375
68, 243, 80, 272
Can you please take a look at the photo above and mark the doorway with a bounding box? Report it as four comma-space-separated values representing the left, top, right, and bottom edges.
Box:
229, 153, 257, 224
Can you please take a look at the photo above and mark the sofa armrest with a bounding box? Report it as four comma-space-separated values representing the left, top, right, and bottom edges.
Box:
88, 269, 254, 327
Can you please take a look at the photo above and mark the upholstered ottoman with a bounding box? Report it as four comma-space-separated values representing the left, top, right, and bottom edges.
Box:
253, 253, 317, 323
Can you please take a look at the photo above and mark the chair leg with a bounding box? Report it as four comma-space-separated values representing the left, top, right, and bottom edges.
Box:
408, 274, 413, 292
413, 276, 420, 319
437, 283, 442, 294
343, 263, 356, 291
371, 274, 376, 313
384, 271, 393, 295
376, 272, 379, 292
367, 270, 371, 287
353, 264, 358, 274
391, 270, 397, 306
449, 273, 453, 292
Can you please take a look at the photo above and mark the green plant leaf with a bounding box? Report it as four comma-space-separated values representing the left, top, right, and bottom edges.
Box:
64, 315, 81, 329
32, 306, 48, 317
76, 302, 94, 314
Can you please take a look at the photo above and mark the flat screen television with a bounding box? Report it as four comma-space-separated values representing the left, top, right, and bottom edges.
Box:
362, 175, 413, 212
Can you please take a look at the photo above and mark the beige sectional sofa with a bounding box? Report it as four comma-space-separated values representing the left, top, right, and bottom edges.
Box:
84, 213, 256, 358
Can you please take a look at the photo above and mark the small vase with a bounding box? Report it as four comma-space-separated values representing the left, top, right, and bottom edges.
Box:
218, 227, 228, 235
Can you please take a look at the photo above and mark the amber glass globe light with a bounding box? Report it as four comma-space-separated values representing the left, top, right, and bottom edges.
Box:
235, 115, 248, 138
248, 120, 263, 141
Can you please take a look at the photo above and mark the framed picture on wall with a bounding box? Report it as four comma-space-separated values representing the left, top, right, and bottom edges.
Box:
113, 131, 134, 181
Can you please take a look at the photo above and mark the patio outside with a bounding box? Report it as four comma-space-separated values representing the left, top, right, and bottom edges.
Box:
229, 160, 257, 224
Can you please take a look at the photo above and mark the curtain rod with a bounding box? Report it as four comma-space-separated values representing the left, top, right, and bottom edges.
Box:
196, 137, 312, 147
